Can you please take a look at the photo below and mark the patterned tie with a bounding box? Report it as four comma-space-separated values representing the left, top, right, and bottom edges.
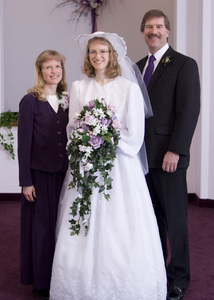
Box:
143, 55, 156, 87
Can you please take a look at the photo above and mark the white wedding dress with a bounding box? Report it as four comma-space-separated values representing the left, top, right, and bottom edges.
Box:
50, 76, 167, 300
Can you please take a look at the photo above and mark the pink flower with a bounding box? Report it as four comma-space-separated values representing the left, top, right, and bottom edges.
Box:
112, 118, 121, 130
85, 115, 96, 125
107, 104, 117, 113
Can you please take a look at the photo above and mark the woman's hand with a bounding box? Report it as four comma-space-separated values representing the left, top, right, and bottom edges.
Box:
23, 186, 36, 202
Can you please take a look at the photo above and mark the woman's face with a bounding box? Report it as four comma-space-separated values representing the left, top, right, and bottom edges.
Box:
41, 59, 63, 86
88, 41, 110, 72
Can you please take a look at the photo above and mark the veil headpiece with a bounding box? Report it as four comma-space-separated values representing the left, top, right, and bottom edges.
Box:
77, 31, 127, 62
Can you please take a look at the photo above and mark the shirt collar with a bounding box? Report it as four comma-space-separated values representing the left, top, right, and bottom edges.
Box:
148, 43, 169, 63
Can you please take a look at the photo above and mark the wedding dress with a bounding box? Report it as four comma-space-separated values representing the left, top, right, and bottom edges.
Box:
50, 76, 167, 300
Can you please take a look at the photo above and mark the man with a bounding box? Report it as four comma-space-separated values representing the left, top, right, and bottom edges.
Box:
137, 9, 200, 300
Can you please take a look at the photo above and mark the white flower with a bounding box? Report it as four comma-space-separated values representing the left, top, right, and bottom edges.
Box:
79, 145, 93, 154
74, 112, 81, 119
85, 110, 92, 117
85, 163, 93, 171
101, 125, 108, 132
106, 110, 113, 117
93, 108, 105, 118
93, 124, 101, 135
73, 131, 81, 139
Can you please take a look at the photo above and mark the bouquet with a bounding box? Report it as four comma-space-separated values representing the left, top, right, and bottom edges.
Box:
67, 98, 121, 235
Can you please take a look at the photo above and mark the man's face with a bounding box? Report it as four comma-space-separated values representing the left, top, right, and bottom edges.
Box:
142, 17, 169, 54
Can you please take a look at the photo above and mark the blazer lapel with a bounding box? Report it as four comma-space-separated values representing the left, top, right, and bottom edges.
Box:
147, 47, 174, 92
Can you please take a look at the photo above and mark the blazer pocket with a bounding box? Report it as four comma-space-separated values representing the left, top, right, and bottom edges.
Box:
155, 126, 173, 136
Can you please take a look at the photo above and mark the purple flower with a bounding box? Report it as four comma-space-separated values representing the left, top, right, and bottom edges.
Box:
88, 100, 95, 109
100, 118, 111, 127
82, 123, 90, 131
89, 135, 104, 149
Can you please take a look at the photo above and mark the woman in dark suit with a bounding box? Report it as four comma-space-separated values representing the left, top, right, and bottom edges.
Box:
18, 50, 69, 300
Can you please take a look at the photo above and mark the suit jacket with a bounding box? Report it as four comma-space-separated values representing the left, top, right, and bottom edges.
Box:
137, 46, 200, 168
18, 93, 69, 186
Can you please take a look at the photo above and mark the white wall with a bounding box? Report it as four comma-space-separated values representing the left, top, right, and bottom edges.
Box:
207, 1, 214, 199
175, 0, 214, 200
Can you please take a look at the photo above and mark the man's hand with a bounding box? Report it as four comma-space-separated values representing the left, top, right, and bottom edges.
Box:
23, 186, 36, 202
162, 151, 180, 173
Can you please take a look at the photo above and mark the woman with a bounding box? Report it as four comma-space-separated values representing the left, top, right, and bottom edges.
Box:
18, 50, 69, 300
50, 33, 166, 300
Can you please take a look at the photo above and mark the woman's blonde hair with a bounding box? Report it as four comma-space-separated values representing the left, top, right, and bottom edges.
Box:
28, 50, 67, 101
83, 37, 122, 79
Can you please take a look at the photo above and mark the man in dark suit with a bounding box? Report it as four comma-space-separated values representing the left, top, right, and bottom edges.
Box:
137, 9, 200, 300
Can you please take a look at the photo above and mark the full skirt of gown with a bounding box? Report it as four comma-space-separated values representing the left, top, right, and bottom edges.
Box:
50, 77, 167, 299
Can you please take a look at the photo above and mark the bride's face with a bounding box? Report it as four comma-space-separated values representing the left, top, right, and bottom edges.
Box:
88, 41, 110, 72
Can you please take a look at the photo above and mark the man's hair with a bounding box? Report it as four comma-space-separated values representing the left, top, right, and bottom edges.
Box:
140, 9, 171, 32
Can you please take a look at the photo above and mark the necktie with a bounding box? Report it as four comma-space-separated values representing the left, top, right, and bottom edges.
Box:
143, 55, 155, 87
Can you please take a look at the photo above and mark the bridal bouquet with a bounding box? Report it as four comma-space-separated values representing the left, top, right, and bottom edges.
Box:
67, 98, 121, 235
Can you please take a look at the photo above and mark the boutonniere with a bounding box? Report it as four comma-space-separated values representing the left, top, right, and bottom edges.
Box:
161, 56, 171, 66
58, 91, 70, 110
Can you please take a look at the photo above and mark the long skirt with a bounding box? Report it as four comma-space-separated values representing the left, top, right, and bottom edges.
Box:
20, 169, 65, 289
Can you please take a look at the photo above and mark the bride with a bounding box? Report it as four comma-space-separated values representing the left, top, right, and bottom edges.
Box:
50, 31, 167, 300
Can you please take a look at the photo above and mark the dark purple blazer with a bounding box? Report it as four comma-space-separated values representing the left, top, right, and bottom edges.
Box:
18, 93, 68, 186
137, 47, 200, 168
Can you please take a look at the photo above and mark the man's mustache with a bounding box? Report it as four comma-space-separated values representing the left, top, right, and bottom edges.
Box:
148, 34, 161, 38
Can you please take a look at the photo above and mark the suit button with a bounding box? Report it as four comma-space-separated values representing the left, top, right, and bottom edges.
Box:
58, 142, 62, 147
57, 120, 60, 124
59, 154, 63, 158
57, 131, 61, 135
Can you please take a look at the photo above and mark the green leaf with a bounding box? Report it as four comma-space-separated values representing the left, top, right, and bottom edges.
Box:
82, 135, 90, 143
